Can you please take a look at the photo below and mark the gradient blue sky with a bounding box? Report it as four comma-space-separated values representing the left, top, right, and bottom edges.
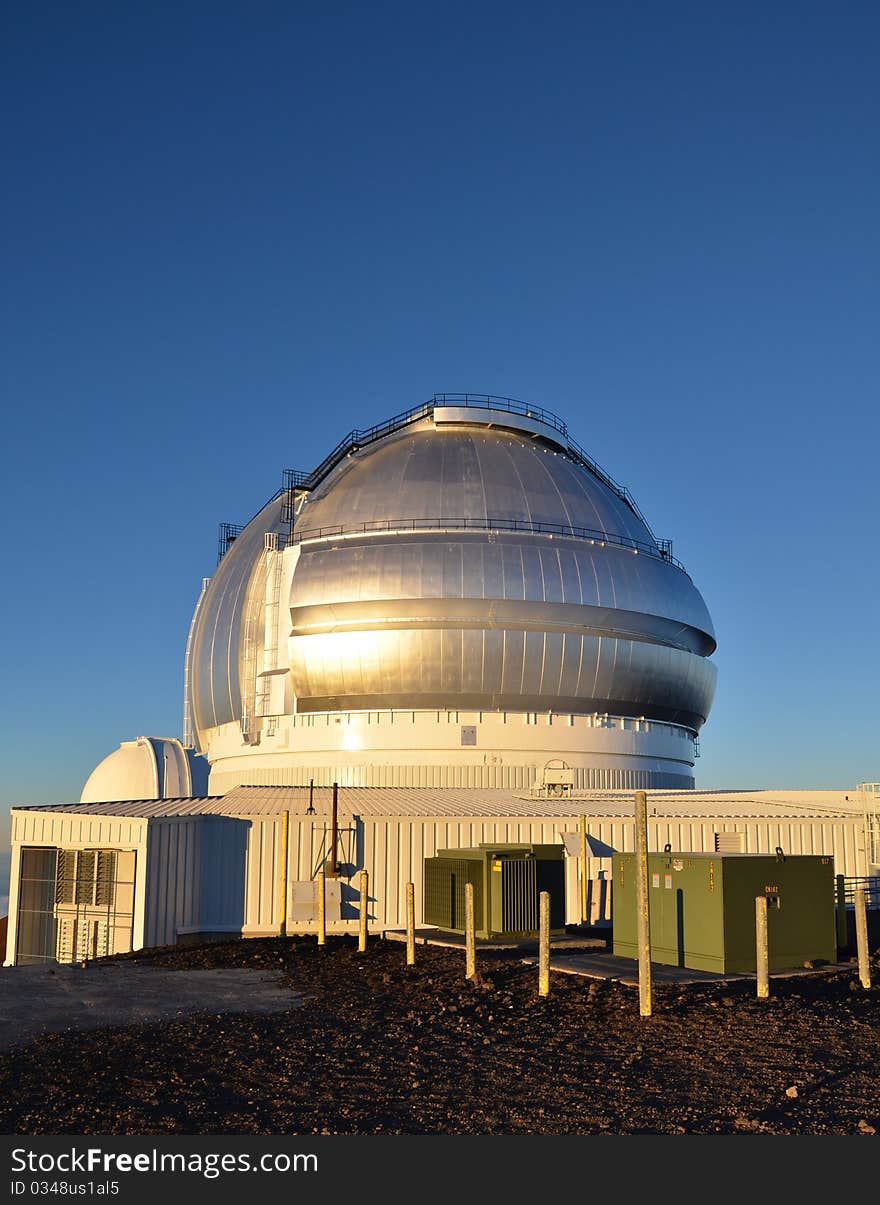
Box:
2, 2, 878, 897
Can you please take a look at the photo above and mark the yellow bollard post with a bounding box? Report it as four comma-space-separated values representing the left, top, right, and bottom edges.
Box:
465, 881, 476, 978
317, 868, 326, 946
278, 810, 289, 937
835, 874, 848, 952
358, 869, 369, 952
406, 881, 416, 966
634, 789, 653, 1017
756, 895, 770, 999
855, 888, 871, 990
538, 890, 550, 997
579, 814, 588, 925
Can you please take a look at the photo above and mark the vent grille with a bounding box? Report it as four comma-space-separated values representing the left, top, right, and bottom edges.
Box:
55, 850, 77, 905
56, 850, 118, 908
714, 832, 746, 853
423, 857, 483, 932
95, 851, 117, 907
501, 859, 538, 932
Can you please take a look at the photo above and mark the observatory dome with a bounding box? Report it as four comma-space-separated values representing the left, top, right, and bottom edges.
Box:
81, 737, 209, 804
186, 397, 717, 793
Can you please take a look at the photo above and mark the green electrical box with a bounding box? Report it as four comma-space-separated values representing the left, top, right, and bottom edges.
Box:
612, 851, 836, 973
423, 843, 566, 939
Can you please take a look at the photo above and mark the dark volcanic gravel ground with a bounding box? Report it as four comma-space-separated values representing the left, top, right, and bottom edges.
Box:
2, 935, 879, 1136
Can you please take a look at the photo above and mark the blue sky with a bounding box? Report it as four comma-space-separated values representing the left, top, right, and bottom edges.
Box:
2, 2, 878, 898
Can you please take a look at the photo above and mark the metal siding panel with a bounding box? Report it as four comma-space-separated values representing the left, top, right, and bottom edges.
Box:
520, 544, 543, 602
500, 629, 524, 695
442, 542, 464, 599
500, 543, 525, 601
269, 818, 280, 926
245, 821, 258, 926
155, 824, 169, 944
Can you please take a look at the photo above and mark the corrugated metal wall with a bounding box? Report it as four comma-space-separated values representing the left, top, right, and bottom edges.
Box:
210, 763, 690, 793
7, 807, 867, 959
12, 812, 146, 849
578, 816, 867, 883
144, 819, 203, 947
243, 816, 282, 932
278, 813, 867, 934
145, 816, 255, 943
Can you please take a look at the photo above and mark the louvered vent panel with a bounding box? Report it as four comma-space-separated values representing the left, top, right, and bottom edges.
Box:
714, 832, 746, 853
55, 850, 77, 905
501, 859, 538, 932
55, 917, 77, 963
75, 851, 96, 905
95, 851, 117, 907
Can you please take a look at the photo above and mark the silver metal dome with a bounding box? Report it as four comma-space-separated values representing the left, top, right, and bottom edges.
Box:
186, 397, 716, 761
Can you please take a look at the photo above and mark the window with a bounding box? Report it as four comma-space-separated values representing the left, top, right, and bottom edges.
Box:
16, 846, 135, 966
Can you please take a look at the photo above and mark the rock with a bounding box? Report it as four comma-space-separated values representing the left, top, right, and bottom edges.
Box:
857, 1119, 876, 1134
467, 971, 493, 991
734, 1116, 761, 1132
785, 1086, 798, 1099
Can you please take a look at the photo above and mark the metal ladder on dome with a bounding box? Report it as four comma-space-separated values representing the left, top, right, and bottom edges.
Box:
255, 531, 285, 733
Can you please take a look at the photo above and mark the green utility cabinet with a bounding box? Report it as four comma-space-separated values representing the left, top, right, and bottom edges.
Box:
612, 851, 836, 973
423, 843, 566, 939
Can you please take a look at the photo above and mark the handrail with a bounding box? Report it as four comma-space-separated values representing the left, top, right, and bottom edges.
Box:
430, 392, 569, 435
299, 400, 435, 490
217, 522, 244, 564
288, 515, 687, 572
218, 397, 663, 561
839, 875, 880, 907
288, 394, 654, 535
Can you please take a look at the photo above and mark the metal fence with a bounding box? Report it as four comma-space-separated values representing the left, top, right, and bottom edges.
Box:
840, 875, 880, 908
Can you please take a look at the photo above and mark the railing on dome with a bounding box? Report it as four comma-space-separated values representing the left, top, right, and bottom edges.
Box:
287, 515, 687, 572
281, 469, 309, 530
430, 392, 569, 435
217, 522, 244, 564
217, 395, 667, 557
296, 398, 436, 493
278, 393, 656, 539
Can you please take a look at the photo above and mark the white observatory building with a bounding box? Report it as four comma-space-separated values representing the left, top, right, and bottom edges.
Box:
188, 395, 717, 794
5, 396, 872, 966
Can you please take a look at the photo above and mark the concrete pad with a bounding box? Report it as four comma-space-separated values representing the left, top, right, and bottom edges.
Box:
520, 949, 856, 986
0, 963, 303, 1051
382, 926, 610, 953
533, 951, 740, 984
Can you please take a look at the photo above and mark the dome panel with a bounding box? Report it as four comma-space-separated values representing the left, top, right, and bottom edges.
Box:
296, 426, 653, 545
190, 496, 286, 744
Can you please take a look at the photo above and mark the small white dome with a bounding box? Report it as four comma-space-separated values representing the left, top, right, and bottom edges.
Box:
80, 737, 209, 803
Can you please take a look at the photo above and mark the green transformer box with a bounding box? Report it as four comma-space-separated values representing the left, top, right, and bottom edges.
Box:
423, 843, 566, 939
612, 851, 836, 973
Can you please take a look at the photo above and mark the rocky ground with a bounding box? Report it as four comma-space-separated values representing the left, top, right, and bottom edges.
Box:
2, 934, 879, 1136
